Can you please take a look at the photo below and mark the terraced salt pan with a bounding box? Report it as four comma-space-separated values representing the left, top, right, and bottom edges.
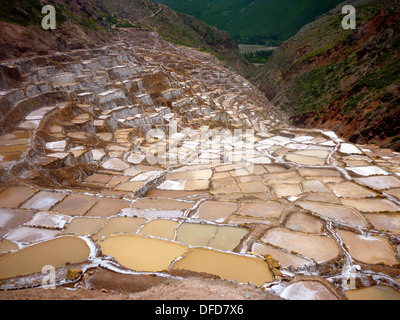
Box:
0, 144, 29, 154
304, 192, 341, 204
207, 226, 249, 251
106, 176, 130, 189
0, 240, 19, 255
84, 198, 130, 217
386, 188, 400, 201
121, 208, 185, 219
62, 217, 107, 236
285, 212, 324, 234
126, 153, 146, 164
20, 191, 67, 211
132, 198, 194, 211
192, 201, 238, 222
0, 152, 24, 163
175, 222, 249, 251
115, 180, 146, 192
296, 201, 367, 228
261, 228, 340, 263
53, 194, 98, 216
157, 180, 186, 191
175, 223, 217, 247
248, 156, 271, 164
97, 233, 188, 272
280, 281, 338, 300
166, 169, 212, 180
365, 214, 400, 235
171, 247, 273, 286
0, 236, 90, 280
301, 180, 330, 193
252, 242, 312, 269
139, 219, 179, 240
92, 217, 147, 241
339, 143, 362, 155
0, 131, 30, 141
337, 230, 398, 265
84, 174, 112, 185
102, 158, 130, 171
232, 166, 268, 177
346, 166, 389, 176
25, 211, 70, 229
45, 140, 67, 151
185, 180, 210, 191
5, 226, 59, 243
0, 208, 35, 229
0, 186, 37, 209
328, 181, 377, 198
131, 171, 162, 181
355, 176, 400, 190
274, 183, 302, 198
238, 201, 285, 219
25, 106, 57, 121
345, 285, 400, 300
340, 198, 400, 213
298, 167, 341, 178
262, 171, 303, 185
285, 149, 330, 166
212, 178, 241, 194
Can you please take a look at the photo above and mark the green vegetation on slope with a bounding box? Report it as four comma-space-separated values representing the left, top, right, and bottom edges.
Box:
0, 0, 68, 26
152, 0, 344, 44
254, 0, 400, 149
243, 50, 274, 64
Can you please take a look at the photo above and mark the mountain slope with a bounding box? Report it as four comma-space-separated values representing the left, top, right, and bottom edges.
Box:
95, 0, 254, 76
152, 0, 344, 44
0, 0, 253, 76
254, 0, 400, 150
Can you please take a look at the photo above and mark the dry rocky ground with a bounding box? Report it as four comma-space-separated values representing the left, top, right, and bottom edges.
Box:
1, 29, 400, 300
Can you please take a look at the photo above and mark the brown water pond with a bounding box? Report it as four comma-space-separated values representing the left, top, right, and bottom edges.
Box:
345, 285, 400, 300
0, 236, 90, 280
171, 247, 273, 286
97, 233, 188, 272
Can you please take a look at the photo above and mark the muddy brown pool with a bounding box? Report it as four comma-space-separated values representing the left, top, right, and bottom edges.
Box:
345, 285, 400, 300
171, 247, 273, 286
97, 233, 189, 272
0, 236, 90, 280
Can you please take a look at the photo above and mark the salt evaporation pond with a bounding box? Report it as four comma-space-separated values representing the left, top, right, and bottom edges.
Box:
345, 285, 400, 300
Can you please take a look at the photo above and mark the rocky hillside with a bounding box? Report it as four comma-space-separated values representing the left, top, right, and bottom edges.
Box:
0, 0, 252, 76
254, 0, 400, 150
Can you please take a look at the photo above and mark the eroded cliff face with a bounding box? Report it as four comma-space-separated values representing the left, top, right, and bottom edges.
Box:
254, 0, 400, 151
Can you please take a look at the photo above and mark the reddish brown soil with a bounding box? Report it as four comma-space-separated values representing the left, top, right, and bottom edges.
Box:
0, 268, 282, 300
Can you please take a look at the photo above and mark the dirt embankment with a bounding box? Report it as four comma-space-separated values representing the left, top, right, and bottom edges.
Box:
0, 267, 283, 300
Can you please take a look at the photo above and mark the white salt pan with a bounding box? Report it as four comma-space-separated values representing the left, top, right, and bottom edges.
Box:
340, 143, 362, 155
347, 166, 389, 176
